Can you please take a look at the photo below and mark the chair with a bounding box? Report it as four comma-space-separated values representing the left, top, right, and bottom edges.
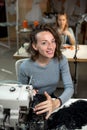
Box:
15, 58, 28, 80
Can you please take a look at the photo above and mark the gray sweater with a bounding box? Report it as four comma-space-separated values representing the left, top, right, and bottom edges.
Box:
18, 55, 74, 104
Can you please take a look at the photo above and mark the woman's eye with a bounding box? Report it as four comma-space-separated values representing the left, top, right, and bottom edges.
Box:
41, 42, 46, 45
52, 40, 56, 44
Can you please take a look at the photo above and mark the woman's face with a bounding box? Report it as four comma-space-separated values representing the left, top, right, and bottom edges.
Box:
57, 14, 67, 29
32, 31, 56, 60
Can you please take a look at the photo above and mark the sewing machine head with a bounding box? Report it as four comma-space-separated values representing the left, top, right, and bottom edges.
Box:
0, 84, 33, 109
0, 83, 33, 128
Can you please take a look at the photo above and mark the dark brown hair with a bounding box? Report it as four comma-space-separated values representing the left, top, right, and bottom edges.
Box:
27, 24, 62, 61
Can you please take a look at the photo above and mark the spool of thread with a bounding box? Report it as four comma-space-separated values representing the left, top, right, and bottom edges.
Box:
22, 20, 28, 28
33, 21, 39, 27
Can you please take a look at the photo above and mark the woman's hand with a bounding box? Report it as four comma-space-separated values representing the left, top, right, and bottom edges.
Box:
58, 30, 71, 36
62, 30, 75, 45
34, 91, 61, 119
62, 30, 71, 37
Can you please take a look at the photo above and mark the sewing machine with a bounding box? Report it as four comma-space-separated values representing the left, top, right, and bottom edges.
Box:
0, 83, 33, 129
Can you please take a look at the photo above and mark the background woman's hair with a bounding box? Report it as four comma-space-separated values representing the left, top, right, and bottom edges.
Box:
56, 11, 69, 31
27, 24, 62, 61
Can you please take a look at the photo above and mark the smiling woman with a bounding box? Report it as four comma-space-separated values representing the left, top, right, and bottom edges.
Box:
18, 24, 74, 121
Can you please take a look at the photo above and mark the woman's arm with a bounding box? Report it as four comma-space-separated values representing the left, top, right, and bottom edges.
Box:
58, 56, 74, 104
63, 28, 76, 45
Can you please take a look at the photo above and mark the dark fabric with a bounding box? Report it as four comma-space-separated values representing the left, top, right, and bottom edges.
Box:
48, 100, 87, 130
24, 94, 87, 130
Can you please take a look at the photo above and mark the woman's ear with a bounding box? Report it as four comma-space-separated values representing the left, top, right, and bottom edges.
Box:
32, 43, 38, 50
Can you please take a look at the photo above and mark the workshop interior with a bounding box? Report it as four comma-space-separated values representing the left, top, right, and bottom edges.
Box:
0, 0, 87, 130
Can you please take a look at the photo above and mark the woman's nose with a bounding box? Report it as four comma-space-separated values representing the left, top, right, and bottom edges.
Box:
48, 42, 53, 48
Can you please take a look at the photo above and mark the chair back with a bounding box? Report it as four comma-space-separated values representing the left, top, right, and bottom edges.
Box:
15, 58, 28, 80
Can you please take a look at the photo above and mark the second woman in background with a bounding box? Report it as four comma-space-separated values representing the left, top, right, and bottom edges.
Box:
55, 12, 76, 46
